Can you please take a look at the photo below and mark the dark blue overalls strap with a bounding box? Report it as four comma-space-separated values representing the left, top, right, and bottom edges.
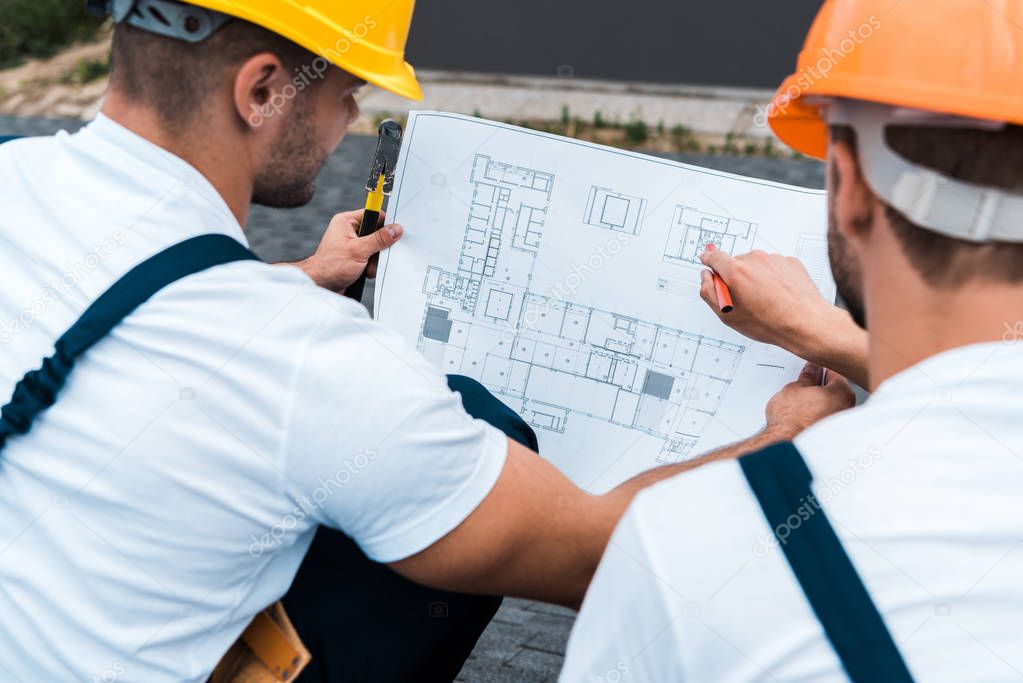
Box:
740, 441, 915, 683
0, 234, 259, 448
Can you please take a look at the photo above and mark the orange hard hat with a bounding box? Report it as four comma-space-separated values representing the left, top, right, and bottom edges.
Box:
768, 0, 1023, 159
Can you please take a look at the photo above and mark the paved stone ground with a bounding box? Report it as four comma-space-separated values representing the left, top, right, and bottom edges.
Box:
0, 115, 824, 682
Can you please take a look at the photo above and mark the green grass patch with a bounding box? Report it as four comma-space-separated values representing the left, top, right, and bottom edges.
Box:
59, 55, 110, 84
0, 0, 104, 68
623, 118, 649, 145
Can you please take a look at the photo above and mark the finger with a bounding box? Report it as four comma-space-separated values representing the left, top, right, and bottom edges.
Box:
329, 211, 361, 237
334, 209, 386, 234
699, 248, 737, 281
353, 223, 403, 260
366, 253, 379, 279
699, 270, 719, 310
822, 368, 848, 386
822, 369, 856, 402
795, 362, 823, 386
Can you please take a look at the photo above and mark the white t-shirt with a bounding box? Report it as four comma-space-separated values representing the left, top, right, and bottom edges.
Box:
562, 341, 1023, 682
0, 115, 507, 682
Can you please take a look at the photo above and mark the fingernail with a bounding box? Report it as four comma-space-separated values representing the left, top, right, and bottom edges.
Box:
387, 224, 402, 238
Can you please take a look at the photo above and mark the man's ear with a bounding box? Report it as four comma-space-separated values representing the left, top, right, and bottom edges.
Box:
829, 138, 876, 242
232, 52, 290, 132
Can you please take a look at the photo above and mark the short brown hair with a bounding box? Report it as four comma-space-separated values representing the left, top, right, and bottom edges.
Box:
830, 124, 1023, 287
109, 18, 319, 133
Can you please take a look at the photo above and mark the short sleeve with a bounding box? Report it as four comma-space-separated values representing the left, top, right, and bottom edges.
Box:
281, 295, 508, 563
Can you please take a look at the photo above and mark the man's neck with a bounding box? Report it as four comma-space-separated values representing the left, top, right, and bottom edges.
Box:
865, 245, 1023, 390
100, 95, 254, 226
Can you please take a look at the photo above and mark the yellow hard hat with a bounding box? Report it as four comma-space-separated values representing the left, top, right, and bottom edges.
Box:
137, 0, 423, 100
768, 0, 1023, 160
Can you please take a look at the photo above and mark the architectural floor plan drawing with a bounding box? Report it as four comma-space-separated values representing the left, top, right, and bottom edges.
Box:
664, 206, 757, 267
796, 233, 838, 302
416, 154, 741, 461
377, 112, 832, 491
422, 153, 553, 323
422, 289, 744, 461
583, 186, 647, 235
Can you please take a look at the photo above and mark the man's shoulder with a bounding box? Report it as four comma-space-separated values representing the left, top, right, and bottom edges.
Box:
794, 401, 886, 474
793, 388, 938, 488
636, 456, 751, 515
0, 131, 61, 175
155, 258, 361, 320
148, 260, 439, 389
621, 404, 885, 559
624, 457, 766, 568
633, 397, 885, 520
119, 258, 368, 375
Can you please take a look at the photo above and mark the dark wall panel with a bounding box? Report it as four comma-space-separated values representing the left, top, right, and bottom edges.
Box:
406, 1, 822, 89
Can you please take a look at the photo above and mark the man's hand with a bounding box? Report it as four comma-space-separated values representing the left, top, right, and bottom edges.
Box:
700, 248, 870, 388
289, 210, 403, 294
764, 362, 855, 440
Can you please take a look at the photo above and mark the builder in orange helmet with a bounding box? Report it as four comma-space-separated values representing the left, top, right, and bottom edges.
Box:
0, 0, 857, 681
561, 1, 1023, 681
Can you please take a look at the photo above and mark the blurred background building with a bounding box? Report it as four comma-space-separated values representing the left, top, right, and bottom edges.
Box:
406, 0, 818, 88
0, 0, 823, 156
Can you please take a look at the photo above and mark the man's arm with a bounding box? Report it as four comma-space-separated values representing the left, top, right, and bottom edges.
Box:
276, 209, 403, 294
389, 363, 854, 607
699, 249, 870, 388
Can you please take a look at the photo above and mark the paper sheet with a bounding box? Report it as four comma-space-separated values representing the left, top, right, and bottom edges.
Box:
376, 112, 832, 493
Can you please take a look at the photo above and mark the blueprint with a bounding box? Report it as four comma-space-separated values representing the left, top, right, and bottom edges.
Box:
376, 112, 832, 492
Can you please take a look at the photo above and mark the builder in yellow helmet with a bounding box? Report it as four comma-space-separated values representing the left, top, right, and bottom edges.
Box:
0, 0, 856, 680
561, 1, 1023, 681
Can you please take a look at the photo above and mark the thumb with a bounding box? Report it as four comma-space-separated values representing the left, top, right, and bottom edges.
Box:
822, 368, 854, 398
354, 223, 403, 260
795, 362, 823, 386
699, 269, 720, 310
699, 248, 737, 281
822, 368, 848, 386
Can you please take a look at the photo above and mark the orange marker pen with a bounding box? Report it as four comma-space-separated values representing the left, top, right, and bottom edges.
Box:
704, 243, 734, 313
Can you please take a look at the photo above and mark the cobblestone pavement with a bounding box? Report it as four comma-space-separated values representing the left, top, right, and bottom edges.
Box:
0, 115, 824, 681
